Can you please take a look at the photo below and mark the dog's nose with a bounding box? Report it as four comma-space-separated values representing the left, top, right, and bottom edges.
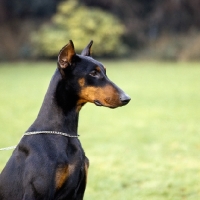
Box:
120, 93, 131, 106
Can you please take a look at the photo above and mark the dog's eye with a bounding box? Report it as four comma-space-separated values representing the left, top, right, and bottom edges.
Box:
89, 70, 100, 78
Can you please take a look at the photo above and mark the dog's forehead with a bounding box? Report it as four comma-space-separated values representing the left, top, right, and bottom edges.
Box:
78, 55, 106, 71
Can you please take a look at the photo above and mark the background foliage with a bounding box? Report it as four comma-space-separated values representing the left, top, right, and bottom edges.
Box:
0, 0, 200, 60
32, 0, 127, 57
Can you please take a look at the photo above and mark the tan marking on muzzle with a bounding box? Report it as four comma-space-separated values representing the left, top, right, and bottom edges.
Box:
78, 84, 121, 107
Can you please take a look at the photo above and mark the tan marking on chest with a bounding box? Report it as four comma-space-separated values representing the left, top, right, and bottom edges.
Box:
84, 160, 89, 184
55, 164, 75, 190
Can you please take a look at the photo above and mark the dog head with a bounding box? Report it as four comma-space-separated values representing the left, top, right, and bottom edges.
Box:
57, 40, 131, 109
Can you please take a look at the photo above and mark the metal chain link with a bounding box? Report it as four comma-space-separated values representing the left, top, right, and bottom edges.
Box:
0, 131, 79, 151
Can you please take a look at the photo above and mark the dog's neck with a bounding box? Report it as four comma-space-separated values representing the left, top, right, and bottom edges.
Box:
27, 69, 80, 136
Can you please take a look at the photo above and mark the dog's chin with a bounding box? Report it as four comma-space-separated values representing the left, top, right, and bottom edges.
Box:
94, 100, 103, 107
94, 100, 119, 109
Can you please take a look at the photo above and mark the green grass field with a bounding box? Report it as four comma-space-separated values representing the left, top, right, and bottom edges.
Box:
0, 61, 200, 199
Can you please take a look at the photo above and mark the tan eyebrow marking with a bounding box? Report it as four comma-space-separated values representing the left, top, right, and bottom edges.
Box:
96, 66, 101, 72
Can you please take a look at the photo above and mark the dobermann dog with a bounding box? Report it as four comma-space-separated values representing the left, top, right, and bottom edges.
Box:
0, 40, 130, 200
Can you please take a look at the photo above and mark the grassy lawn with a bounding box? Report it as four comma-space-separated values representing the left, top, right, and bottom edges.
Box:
0, 61, 200, 199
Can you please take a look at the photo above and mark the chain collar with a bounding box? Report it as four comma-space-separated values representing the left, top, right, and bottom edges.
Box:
0, 131, 79, 151
24, 131, 79, 138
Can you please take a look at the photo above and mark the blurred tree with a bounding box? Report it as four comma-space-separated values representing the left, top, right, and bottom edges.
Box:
31, 0, 127, 57
0, 0, 62, 60
82, 0, 156, 48
1, 0, 60, 20
82, 0, 200, 48
0, 0, 200, 60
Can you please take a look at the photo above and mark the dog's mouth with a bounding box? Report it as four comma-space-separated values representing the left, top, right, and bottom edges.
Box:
94, 100, 103, 106
94, 100, 118, 109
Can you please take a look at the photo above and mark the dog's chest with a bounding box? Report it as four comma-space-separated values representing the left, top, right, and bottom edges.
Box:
54, 141, 88, 191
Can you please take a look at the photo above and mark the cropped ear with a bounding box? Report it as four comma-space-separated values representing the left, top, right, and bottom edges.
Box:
81, 40, 93, 56
58, 40, 76, 69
